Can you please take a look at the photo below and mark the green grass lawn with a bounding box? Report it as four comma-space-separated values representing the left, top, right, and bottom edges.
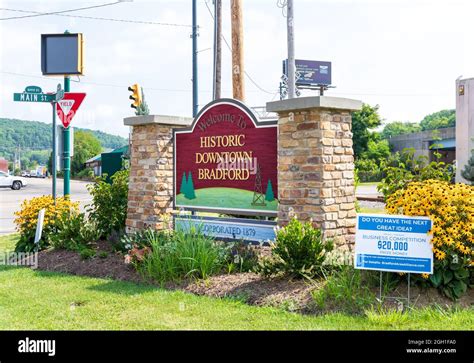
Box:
176, 187, 278, 212
0, 234, 472, 330
0, 266, 473, 330
358, 206, 386, 214
358, 182, 381, 186
0, 233, 18, 253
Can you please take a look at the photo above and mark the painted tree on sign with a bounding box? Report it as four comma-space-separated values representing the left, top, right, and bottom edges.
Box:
186, 171, 196, 199
265, 179, 275, 202
180, 172, 188, 195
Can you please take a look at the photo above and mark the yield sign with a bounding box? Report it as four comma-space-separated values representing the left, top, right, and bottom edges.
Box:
56, 93, 86, 128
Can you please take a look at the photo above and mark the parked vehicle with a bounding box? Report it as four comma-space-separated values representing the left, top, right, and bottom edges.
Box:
0, 171, 28, 190
21, 171, 29, 177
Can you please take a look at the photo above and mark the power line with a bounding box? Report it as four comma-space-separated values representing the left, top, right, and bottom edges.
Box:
0, 5, 192, 27
0, 70, 271, 94
0, 2, 123, 21
204, 0, 277, 95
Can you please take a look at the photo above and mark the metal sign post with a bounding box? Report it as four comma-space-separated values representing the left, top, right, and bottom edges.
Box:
378, 271, 411, 311
13, 84, 63, 204
63, 76, 71, 198
52, 100, 57, 203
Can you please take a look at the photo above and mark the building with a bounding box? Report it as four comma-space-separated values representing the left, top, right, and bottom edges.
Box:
84, 154, 102, 176
85, 145, 129, 180
455, 77, 474, 183
388, 127, 456, 164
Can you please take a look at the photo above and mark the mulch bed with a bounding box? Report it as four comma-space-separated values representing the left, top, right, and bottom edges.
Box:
35, 241, 473, 314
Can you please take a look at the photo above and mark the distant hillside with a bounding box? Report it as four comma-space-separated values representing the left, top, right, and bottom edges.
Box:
0, 118, 127, 161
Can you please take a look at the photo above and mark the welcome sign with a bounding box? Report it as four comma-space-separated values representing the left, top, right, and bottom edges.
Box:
174, 99, 278, 215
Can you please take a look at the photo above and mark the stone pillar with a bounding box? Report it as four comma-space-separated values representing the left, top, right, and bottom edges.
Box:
267, 96, 362, 249
123, 115, 192, 233
455, 77, 474, 183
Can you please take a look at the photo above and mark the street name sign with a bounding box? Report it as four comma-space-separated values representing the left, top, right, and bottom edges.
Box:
354, 213, 433, 274
13, 91, 55, 103
56, 93, 86, 128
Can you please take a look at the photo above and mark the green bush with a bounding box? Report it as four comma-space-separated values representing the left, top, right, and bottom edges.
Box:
79, 248, 96, 260
355, 158, 383, 182
312, 266, 376, 314
48, 212, 100, 251
378, 148, 454, 198
135, 225, 230, 283
87, 169, 129, 238
75, 167, 94, 180
226, 241, 259, 273
257, 217, 333, 278
461, 149, 474, 184
120, 228, 169, 253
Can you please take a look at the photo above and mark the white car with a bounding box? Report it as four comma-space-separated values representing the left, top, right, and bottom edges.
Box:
0, 171, 28, 190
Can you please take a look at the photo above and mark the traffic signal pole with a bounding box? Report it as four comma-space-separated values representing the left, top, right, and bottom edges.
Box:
63, 75, 71, 197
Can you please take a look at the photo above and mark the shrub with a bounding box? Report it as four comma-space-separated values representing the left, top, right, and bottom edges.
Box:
14, 196, 79, 252
134, 225, 230, 283
461, 149, 474, 184
87, 169, 129, 238
355, 158, 383, 182
257, 217, 333, 278
386, 180, 474, 299
378, 148, 454, 198
226, 241, 259, 273
75, 167, 94, 180
119, 227, 169, 253
79, 248, 96, 260
48, 212, 100, 251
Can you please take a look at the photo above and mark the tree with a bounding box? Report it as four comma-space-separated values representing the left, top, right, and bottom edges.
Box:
135, 88, 150, 116
461, 149, 474, 185
265, 179, 275, 202
361, 139, 391, 160
351, 104, 382, 159
381, 121, 421, 139
71, 130, 102, 176
179, 172, 188, 195
420, 109, 455, 131
186, 171, 196, 199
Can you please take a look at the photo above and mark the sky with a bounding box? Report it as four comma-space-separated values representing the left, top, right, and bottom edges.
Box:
0, 0, 473, 138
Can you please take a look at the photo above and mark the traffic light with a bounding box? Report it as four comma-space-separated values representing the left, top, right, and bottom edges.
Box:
128, 84, 142, 109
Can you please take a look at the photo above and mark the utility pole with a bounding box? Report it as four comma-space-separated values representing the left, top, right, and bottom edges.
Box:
231, 0, 245, 101
213, 0, 222, 100
287, 0, 296, 99
192, 0, 199, 117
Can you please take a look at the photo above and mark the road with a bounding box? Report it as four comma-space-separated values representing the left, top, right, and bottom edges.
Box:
0, 178, 92, 236
356, 183, 382, 198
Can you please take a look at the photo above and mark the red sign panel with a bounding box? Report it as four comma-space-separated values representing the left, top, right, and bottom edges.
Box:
56, 92, 86, 128
174, 99, 278, 216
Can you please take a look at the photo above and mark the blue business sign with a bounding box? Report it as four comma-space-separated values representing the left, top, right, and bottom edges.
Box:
174, 215, 276, 245
354, 214, 433, 274
283, 59, 332, 86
